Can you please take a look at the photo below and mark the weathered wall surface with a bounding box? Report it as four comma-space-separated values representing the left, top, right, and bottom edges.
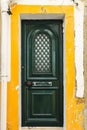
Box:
84, 1, 87, 130
0, 0, 85, 130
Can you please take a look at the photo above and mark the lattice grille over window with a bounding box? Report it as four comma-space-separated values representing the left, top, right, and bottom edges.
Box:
33, 33, 52, 73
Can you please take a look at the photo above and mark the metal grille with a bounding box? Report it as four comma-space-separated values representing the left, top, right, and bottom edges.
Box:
33, 33, 51, 73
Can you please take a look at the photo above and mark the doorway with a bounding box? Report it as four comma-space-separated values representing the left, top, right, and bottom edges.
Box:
21, 20, 63, 127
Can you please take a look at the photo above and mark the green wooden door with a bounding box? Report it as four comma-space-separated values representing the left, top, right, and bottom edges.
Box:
21, 20, 63, 127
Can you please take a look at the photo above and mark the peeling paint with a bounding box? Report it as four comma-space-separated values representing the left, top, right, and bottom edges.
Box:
41, 6, 47, 13
76, 98, 85, 105
74, 99, 84, 129
16, 85, 19, 90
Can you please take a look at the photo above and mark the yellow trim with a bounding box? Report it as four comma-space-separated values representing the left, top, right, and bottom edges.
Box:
7, 5, 84, 130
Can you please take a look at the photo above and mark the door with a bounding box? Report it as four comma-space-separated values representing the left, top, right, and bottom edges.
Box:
21, 20, 63, 127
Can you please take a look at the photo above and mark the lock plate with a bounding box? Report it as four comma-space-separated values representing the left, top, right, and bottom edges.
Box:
32, 81, 52, 86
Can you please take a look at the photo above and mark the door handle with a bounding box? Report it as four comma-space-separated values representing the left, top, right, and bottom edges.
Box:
25, 81, 32, 87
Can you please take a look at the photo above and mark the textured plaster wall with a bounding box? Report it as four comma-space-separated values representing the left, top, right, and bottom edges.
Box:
75, 2, 84, 97
84, 2, 87, 130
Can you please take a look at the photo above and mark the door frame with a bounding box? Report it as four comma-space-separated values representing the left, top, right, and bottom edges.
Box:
19, 14, 65, 129
9, 5, 75, 130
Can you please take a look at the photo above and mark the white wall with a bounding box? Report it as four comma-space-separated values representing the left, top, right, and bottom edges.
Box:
17, 0, 73, 5
75, 2, 84, 97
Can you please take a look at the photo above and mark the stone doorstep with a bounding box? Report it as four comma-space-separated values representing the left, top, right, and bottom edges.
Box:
21, 127, 63, 130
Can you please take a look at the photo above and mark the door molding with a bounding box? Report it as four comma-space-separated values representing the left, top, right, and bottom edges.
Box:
20, 14, 65, 130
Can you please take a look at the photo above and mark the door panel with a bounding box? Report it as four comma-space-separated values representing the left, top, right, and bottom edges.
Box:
21, 20, 63, 127
26, 26, 57, 79
27, 87, 60, 126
